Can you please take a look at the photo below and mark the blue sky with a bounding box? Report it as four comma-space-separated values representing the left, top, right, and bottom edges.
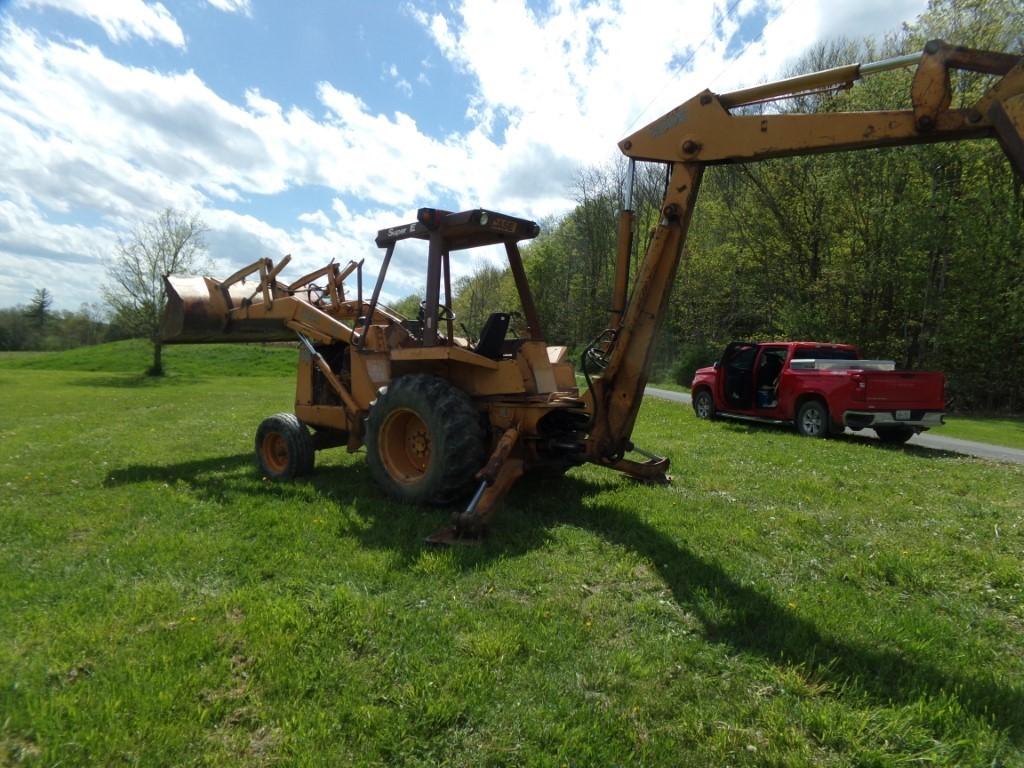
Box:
0, 0, 928, 308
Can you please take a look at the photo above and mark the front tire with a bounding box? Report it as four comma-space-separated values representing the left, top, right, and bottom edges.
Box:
366, 375, 486, 505
692, 389, 716, 420
256, 413, 315, 480
795, 400, 831, 438
875, 425, 915, 444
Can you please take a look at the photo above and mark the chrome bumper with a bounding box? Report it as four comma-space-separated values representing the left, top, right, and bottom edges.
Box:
843, 410, 945, 429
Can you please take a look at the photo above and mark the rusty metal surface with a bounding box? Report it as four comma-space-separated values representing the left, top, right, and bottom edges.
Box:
476, 425, 521, 486
424, 524, 483, 546
161, 275, 296, 343
454, 458, 525, 533
989, 92, 1024, 179
620, 40, 1021, 166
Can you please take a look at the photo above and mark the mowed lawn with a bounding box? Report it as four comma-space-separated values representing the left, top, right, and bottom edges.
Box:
941, 416, 1024, 451
1, 345, 1023, 766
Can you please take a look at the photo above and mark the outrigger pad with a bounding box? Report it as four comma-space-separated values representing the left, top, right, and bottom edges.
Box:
605, 453, 672, 484
424, 525, 484, 547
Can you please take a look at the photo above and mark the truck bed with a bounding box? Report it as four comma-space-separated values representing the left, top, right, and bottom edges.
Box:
860, 370, 945, 411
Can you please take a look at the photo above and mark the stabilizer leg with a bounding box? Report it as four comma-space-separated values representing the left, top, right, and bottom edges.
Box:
425, 426, 524, 546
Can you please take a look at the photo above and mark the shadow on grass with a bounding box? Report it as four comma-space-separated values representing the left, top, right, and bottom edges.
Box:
716, 419, 962, 460
487, 474, 1024, 741
66, 373, 211, 388
104, 452, 1023, 741
104, 450, 432, 562
105, 453, 256, 489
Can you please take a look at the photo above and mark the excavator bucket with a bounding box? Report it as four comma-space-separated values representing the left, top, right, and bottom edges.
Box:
161, 275, 297, 344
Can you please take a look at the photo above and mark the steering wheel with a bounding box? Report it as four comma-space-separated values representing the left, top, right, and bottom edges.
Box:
419, 300, 455, 322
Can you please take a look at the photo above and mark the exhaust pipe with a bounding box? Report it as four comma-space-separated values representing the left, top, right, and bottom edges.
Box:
161, 275, 297, 344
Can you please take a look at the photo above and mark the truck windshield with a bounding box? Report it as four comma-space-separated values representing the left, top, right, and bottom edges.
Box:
794, 347, 858, 360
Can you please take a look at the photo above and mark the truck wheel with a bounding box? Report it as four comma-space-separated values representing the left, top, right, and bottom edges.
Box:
256, 413, 315, 480
366, 375, 486, 505
692, 390, 716, 420
875, 426, 915, 445
795, 400, 831, 438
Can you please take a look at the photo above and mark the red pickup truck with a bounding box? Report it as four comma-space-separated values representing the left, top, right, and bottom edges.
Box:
690, 341, 945, 443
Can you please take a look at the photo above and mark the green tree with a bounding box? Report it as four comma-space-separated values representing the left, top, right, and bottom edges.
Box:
449, 1, 1023, 408
452, 264, 516, 341
25, 288, 53, 327
390, 293, 423, 320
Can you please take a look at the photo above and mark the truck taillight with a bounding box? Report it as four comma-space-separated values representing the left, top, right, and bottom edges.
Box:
852, 373, 867, 400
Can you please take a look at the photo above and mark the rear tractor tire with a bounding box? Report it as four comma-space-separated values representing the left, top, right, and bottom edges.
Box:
256, 413, 315, 480
795, 399, 831, 438
366, 375, 487, 506
692, 389, 716, 420
875, 425, 915, 445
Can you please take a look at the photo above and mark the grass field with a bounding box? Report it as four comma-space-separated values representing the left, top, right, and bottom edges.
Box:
2, 344, 1023, 766
0, 339, 297, 378
941, 416, 1024, 451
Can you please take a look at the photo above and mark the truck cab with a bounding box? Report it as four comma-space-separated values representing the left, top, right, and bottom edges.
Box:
691, 341, 945, 443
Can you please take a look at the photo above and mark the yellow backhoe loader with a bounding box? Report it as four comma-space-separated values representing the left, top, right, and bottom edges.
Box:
162, 40, 1024, 542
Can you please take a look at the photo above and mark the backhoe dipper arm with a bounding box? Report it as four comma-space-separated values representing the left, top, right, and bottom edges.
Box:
584, 41, 1024, 462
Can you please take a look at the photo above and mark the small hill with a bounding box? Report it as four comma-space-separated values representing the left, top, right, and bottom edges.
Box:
0, 339, 298, 377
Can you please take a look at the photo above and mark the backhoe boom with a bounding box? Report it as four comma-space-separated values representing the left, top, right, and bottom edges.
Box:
584, 40, 1024, 463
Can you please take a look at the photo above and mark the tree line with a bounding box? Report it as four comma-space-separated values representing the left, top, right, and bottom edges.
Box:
0, 289, 123, 352
449, 0, 1024, 411
2, 1, 1019, 409
0, 210, 208, 377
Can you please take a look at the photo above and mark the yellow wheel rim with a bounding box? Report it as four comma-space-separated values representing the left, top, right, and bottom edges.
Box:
261, 432, 289, 473
380, 408, 431, 483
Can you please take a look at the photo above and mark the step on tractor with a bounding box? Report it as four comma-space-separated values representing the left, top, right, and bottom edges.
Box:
162, 40, 1024, 542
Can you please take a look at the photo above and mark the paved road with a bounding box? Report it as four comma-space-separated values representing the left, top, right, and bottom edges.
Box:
645, 386, 1024, 465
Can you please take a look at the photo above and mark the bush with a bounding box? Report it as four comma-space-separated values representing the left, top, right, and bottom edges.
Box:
671, 343, 719, 387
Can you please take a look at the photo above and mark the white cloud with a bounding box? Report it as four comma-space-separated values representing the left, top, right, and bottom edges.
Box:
817, 0, 925, 41
0, 0, 931, 308
413, 0, 927, 161
0, 20, 506, 305
0, 24, 480, 215
383, 63, 414, 98
0, 187, 120, 309
15, 0, 185, 47
298, 210, 331, 228
201, 203, 439, 303
204, 0, 252, 15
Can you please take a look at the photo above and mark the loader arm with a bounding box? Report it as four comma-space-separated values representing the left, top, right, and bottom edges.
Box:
585, 41, 1024, 462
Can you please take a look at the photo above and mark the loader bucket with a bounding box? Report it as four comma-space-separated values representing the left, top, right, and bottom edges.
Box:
161, 275, 297, 344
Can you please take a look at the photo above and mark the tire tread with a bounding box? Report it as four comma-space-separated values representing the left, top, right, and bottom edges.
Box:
366, 375, 486, 505
255, 412, 315, 479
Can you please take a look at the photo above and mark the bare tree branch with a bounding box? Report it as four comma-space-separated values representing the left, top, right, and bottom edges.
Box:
102, 208, 209, 375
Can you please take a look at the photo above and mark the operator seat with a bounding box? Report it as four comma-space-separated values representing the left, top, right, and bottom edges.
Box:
474, 312, 511, 360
